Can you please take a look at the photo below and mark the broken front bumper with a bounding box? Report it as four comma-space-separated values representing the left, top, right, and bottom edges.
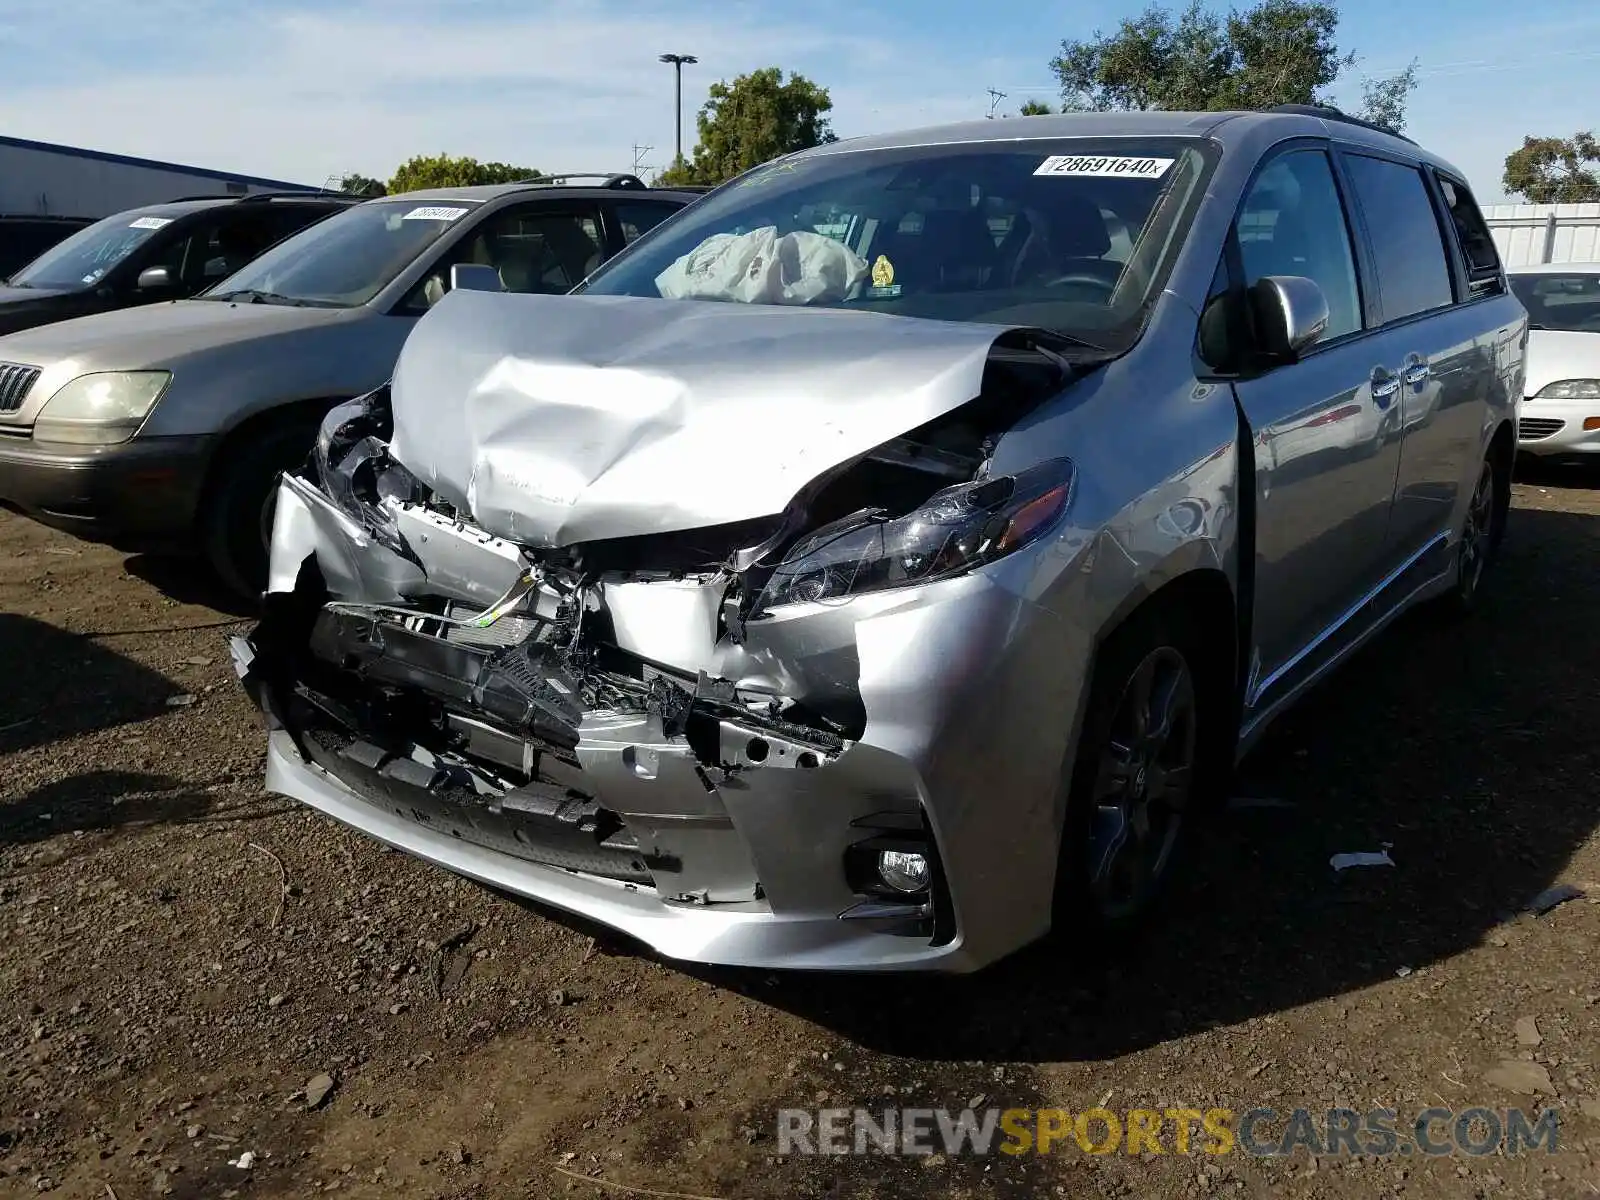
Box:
237, 472, 1092, 973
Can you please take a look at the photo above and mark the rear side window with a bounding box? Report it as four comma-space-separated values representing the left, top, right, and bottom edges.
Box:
614, 202, 680, 244
1341, 154, 1454, 322
1436, 176, 1504, 296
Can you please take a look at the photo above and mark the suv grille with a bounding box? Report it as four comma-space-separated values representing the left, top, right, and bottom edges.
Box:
1519, 417, 1565, 441
0, 362, 40, 414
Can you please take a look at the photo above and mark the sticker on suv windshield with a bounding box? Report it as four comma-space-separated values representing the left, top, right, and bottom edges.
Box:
402, 206, 470, 221
1034, 155, 1174, 179
128, 216, 172, 229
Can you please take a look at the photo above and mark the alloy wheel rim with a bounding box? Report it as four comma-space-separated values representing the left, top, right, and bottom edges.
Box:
1459, 460, 1494, 599
1087, 645, 1197, 921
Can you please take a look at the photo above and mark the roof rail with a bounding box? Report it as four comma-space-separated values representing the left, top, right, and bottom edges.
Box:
1266, 103, 1418, 145
162, 188, 344, 204
520, 172, 650, 190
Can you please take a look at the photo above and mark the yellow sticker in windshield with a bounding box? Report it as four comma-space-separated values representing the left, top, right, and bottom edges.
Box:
871, 254, 895, 289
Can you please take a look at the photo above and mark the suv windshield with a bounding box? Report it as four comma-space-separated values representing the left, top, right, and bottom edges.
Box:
579, 137, 1214, 349
204, 199, 483, 308
1510, 271, 1600, 333
8, 210, 175, 289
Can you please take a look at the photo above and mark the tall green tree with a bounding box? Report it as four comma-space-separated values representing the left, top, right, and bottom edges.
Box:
338, 172, 387, 197
1355, 58, 1418, 133
1503, 132, 1600, 204
1050, 0, 1366, 115
659, 68, 836, 187
387, 155, 542, 194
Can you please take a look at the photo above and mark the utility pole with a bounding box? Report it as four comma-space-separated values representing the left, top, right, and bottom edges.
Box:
632, 143, 654, 177
986, 87, 1008, 119
659, 53, 699, 169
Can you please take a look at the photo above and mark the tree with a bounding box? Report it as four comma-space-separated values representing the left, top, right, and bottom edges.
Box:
1503, 132, 1600, 204
1050, 0, 1360, 114
659, 68, 836, 187
387, 155, 542, 194
1354, 58, 1417, 134
338, 172, 387, 197
1019, 98, 1056, 115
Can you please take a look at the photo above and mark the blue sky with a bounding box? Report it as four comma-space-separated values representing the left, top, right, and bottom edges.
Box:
0, 0, 1596, 203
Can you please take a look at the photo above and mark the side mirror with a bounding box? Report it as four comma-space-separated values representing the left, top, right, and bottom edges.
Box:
1249, 275, 1328, 361
450, 263, 504, 294
136, 265, 175, 292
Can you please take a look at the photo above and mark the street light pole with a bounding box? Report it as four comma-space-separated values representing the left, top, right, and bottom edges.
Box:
658, 53, 698, 168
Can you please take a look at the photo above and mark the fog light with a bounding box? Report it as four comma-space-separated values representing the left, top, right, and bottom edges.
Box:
877, 850, 930, 893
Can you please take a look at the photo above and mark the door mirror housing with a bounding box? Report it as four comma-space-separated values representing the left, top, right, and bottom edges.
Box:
136, 265, 175, 293
1249, 275, 1329, 361
450, 263, 504, 294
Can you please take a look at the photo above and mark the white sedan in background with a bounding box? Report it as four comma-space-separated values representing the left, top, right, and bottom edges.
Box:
1508, 263, 1600, 458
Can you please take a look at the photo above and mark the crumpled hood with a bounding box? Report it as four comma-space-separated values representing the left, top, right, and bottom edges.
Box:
0, 297, 352, 370
388, 290, 1022, 547
1525, 328, 1600, 397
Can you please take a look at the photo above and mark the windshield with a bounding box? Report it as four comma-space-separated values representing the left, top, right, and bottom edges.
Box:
1511, 271, 1600, 333
579, 137, 1215, 348
8, 210, 174, 289
203, 199, 482, 308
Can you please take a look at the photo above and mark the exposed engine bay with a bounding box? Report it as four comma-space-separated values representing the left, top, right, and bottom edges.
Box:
238, 292, 1088, 940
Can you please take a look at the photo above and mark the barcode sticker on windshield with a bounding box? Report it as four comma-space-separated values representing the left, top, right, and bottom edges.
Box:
129, 216, 172, 229
402, 206, 470, 221
1034, 155, 1174, 179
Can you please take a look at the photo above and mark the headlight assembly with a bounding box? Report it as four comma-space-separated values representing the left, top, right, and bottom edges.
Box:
1534, 379, 1600, 400
33, 371, 171, 445
757, 457, 1075, 611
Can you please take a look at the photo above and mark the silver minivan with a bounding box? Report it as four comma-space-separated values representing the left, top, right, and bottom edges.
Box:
0, 176, 700, 594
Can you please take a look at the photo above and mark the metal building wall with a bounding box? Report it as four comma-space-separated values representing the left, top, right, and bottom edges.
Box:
0, 140, 314, 219
1486, 203, 1600, 267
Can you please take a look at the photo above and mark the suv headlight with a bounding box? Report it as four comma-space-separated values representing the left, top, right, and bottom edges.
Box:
757, 457, 1074, 611
33, 371, 171, 445
1535, 379, 1600, 400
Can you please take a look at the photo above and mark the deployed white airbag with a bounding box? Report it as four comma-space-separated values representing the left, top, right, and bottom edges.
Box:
654, 227, 869, 305
386, 291, 1020, 547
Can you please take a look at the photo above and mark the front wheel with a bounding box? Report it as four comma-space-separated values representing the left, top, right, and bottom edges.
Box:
1053, 615, 1207, 941
202, 422, 319, 601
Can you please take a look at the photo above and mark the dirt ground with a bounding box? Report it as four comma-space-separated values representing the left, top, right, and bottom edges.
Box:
4, 464, 1600, 1200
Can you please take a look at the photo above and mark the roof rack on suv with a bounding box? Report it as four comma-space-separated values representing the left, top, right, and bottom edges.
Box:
162, 189, 346, 204
1267, 103, 1417, 145
520, 173, 651, 190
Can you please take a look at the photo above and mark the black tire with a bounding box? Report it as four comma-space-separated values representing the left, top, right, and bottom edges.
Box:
202, 422, 318, 601
1438, 444, 1509, 617
1051, 608, 1227, 945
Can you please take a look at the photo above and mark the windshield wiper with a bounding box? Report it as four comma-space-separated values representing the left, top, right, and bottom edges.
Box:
210, 289, 308, 307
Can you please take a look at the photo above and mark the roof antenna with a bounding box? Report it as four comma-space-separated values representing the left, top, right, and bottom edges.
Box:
986, 87, 1008, 119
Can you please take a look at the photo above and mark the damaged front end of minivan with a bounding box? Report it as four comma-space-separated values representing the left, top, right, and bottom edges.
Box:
234, 291, 1097, 971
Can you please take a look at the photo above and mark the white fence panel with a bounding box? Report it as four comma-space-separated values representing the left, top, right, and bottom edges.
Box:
1486, 203, 1600, 267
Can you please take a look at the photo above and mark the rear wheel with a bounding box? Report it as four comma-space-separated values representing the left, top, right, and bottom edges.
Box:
202, 422, 318, 601
1440, 445, 1508, 616
1053, 613, 1212, 941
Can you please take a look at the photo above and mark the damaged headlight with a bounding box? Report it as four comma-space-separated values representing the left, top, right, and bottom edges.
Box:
759, 457, 1074, 608
312, 385, 419, 554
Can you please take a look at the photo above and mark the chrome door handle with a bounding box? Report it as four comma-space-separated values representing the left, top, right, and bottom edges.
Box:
1371, 372, 1400, 407
1403, 363, 1430, 387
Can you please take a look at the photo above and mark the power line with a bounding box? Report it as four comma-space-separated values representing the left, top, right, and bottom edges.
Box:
985, 87, 1008, 119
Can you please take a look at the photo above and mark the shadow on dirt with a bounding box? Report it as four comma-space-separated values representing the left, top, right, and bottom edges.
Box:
124, 554, 256, 618
0, 770, 215, 847
0, 613, 192, 754
718, 505, 1600, 1063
